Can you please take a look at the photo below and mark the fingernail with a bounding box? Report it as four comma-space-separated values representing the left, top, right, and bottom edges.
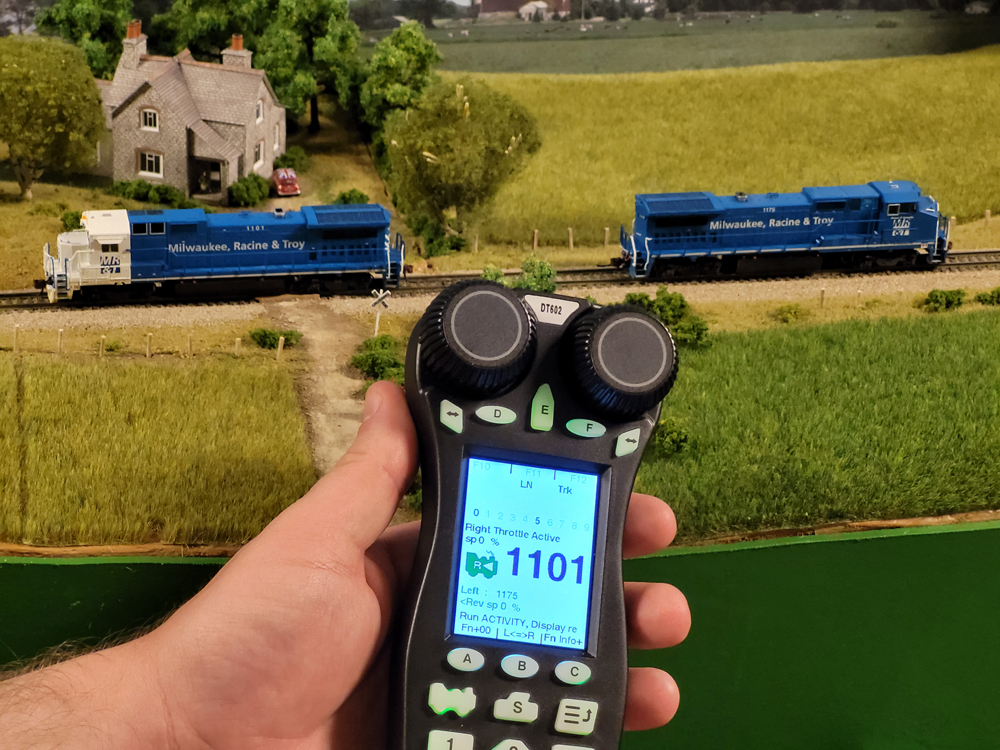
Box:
363, 389, 383, 422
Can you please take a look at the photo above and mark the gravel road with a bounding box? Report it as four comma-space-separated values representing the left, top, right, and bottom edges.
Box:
0, 301, 266, 330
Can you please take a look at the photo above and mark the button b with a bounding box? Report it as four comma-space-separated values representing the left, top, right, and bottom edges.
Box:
500, 654, 539, 679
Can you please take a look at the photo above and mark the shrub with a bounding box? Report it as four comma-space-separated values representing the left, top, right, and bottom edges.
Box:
350, 334, 405, 384
625, 286, 709, 347
249, 328, 303, 349
671, 314, 710, 347
273, 146, 311, 172
875, 19, 898, 28
109, 180, 198, 208
426, 234, 467, 258
770, 303, 807, 324
922, 289, 966, 312
228, 174, 270, 207
61, 210, 82, 231
481, 264, 506, 283
651, 416, 689, 455
974, 287, 1000, 306
334, 188, 369, 205
510, 255, 556, 292
103, 339, 125, 352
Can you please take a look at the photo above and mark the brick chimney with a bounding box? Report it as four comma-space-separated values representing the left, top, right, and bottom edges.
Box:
120, 19, 147, 70
221, 34, 253, 69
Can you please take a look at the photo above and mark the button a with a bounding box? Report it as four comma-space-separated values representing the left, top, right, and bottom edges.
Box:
447, 647, 484, 672
530, 384, 554, 432
614, 428, 641, 457
500, 654, 539, 679
440, 400, 463, 434
428, 683, 476, 717
554, 699, 598, 736
565, 419, 606, 438
428, 730, 474, 750
493, 692, 539, 723
475, 405, 517, 425
554, 661, 591, 686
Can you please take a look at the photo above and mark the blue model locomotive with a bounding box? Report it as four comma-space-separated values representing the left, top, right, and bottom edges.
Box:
43, 203, 404, 302
619, 180, 949, 279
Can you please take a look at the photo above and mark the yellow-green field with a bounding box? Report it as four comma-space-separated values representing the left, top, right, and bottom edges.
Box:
454, 46, 1000, 245
0, 353, 317, 546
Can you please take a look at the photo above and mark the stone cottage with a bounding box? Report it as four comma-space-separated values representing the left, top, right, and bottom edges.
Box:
97, 21, 286, 197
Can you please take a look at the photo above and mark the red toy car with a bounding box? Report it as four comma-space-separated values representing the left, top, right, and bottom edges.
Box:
271, 167, 301, 197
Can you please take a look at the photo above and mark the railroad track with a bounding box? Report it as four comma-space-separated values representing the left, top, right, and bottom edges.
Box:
941, 249, 1000, 269
0, 290, 48, 309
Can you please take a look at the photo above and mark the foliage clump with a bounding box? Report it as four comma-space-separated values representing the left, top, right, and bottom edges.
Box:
273, 146, 312, 172
249, 328, 304, 349
921, 289, 966, 313
624, 287, 709, 347
228, 174, 271, 207
35, 0, 131, 79
361, 22, 441, 130
769, 303, 808, 324
334, 188, 370, 204
350, 334, 405, 384
61, 211, 83, 232
109, 180, 199, 209
481, 256, 556, 293
651, 417, 689, 456
974, 287, 1000, 306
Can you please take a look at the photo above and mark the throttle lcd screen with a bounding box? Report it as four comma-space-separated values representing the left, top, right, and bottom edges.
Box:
451, 457, 600, 650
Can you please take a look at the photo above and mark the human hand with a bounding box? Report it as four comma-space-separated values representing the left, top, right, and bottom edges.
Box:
0, 381, 690, 750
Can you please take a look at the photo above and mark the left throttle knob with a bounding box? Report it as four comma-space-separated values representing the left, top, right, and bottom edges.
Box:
415, 280, 537, 397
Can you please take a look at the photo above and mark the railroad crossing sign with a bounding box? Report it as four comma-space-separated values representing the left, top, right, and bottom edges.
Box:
371, 289, 392, 335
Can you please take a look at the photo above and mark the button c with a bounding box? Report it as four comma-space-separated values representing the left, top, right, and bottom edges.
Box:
500, 654, 539, 679
554, 661, 592, 685
447, 647, 484, 672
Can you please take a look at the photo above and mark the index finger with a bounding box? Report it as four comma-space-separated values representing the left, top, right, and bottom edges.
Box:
623, 493, 677, 559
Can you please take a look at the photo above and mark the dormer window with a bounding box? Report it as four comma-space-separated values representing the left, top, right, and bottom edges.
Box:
141, 109, 159, 131
256, 100, 263, 123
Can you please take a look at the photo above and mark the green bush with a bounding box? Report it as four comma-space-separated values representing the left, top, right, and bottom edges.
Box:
625, 286, 709, 347
61, 210, 82, 231
481, 264, 506, 283
651, 416, 689, 455
334, 188, 369, 205
510, 255, 556, 293
109, 180, 198, 209
273, 146, 311, 172
770, 303, 807, 324
350, 334, 405, 384
671, 314, 710, 348
922, 289, 966, 313
426, 234, 467, 258
974, 287, 1000, 306
875, 19, 899, 28
228, 174, 271, 207
249, 328, 304, 349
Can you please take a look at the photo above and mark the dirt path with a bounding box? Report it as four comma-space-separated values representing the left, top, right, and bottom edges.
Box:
261, 295, 367, 476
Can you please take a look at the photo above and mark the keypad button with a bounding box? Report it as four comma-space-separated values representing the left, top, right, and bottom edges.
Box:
475, 405, 517, 425
440, 400, 463, 434
530, 384, 554, 432
428, 730, 474, 750
493, 691, 539, 723
554, 661, 591, 686
565, 419, 606, 438
492, 741, 531, 750
428, 683, 477, 717
447, 647, 484, 672
614, 428, 641, 457
552, 745, 593, 750
500, 654, 539, 679
554, 699, 599, 735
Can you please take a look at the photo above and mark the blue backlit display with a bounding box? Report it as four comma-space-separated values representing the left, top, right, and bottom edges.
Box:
451, 457, 600, 650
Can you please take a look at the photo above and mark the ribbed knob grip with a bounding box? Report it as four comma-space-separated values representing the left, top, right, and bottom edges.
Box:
415, 280, 537, 397
566, 305, 678, 420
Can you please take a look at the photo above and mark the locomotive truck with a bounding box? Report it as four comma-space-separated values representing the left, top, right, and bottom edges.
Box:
619, 180, 950, 279
43, 203, 404, 303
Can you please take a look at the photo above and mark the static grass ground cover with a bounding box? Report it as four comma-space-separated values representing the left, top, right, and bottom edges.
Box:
424, 12, 1000, 75
639, 309, 1000, 542
1, 355, 316, 546
454, 45, 1000, 246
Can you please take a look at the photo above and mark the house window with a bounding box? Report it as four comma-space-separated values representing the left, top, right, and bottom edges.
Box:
256, 100, 263, 123
138, 152, 162, 177
254, 140, 264, 169
274, 123, 280, 151
141, 109, 159, 131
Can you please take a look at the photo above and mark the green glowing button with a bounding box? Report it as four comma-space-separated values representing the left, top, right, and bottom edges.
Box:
566, 419, 606, 438
615, 428, 642, 457
428, 683, 477, 717
530, 384, 554, 432
439, 400, 463, 434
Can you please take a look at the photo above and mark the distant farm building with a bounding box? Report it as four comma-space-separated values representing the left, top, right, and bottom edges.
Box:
479, 0, 570, 16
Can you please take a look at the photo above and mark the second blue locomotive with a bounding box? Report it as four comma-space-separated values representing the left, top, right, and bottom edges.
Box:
620, 180, 949, 278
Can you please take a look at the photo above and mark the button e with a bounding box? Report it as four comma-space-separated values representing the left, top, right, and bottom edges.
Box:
530, 384, 554, 432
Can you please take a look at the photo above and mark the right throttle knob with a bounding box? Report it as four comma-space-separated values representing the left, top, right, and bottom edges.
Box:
566, 305, 678, 421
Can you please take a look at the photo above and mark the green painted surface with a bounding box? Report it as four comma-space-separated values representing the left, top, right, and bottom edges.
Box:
1, 523, 998, 748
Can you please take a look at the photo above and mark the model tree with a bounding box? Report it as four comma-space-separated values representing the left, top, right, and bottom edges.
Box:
35, 0, 133, 79
360, 22, 441, 131
0, 36, 105, 200
154, 0, 272, 61
384, 77, 541, 232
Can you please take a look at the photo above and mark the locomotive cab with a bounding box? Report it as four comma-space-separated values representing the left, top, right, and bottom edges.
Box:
44, 210, 133, 302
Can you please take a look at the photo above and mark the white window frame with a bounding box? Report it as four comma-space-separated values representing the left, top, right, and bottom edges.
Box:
255, 100, 263, 124
253, 140, 264, 169
274, 123, 280, 151
138, 152, 163, 177
141, 109, 159, 132
887, 204, 900, 216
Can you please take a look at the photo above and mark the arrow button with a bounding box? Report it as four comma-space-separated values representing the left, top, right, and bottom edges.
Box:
439, 400, 464, 434
615, 427, 642, 457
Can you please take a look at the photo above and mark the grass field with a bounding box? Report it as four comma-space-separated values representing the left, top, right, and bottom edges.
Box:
0, 354, 317, 546
453, 45, 1000, 246
413, 12, 1000, 75
636, 308, 1000, 542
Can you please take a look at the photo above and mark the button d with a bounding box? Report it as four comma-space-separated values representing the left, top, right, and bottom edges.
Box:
440, 400, 463, 434
566, 419, 606, 438
554, 661, 591, 686
614, 428, 641, 457
500, 654, 539, 679
447, 647, 484, 673
530, 384, 554, 432
475, 405, 517, 425
428, 730, 474, 750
